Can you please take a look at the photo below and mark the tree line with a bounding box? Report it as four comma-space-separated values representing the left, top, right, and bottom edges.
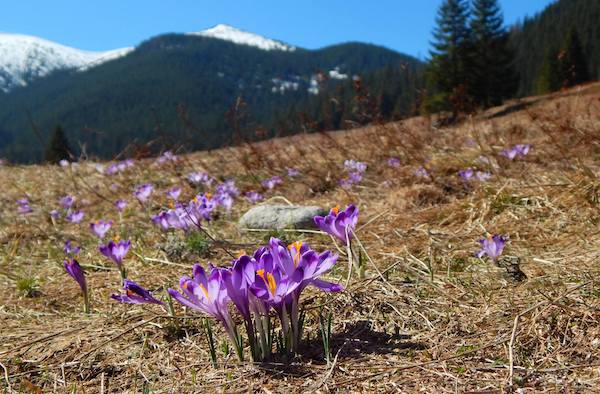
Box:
423, 0, 596, 118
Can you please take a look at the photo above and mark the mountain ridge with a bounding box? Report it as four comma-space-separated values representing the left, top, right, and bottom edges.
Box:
0, 30, 422, 163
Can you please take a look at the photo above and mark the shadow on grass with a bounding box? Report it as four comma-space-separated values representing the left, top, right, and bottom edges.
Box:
255, 319, 427, 378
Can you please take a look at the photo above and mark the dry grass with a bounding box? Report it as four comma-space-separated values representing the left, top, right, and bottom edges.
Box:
1, 83, 599, 393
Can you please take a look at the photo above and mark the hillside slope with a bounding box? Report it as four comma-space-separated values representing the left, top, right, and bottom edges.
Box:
1, 83, 598, 392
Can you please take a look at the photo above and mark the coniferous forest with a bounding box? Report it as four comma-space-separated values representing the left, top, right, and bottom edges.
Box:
0, 0, 597, 163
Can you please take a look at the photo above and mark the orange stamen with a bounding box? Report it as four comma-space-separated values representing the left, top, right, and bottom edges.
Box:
199, 284, 209, 300
266, 273, 277, 295
288, 241, 303, 267
256, 269, 277, 295
331, 205, 340, 215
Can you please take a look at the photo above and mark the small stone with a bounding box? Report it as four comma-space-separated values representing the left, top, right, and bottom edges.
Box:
239, 204, 326, 230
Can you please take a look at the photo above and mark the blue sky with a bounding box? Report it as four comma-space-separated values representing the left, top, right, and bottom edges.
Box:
2, 0, 554, 58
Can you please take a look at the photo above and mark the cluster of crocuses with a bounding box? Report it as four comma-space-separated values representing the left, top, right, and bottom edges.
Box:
387, 157, 401, 168
16, 198, 33, 215
261, 175, 283, 190
163, 237, 343, 361
87, 216, 132, 280
156, 150, 178, 165
49, 195, 85, 223
187, 171, 214, 187
213, 179, 240, 211
108, 205, 358, 362
340, 159, 367, 189
152, 193, 215, 232
458, 168, 492, 182
501, 144, 531, 160
104, 159, 135, 175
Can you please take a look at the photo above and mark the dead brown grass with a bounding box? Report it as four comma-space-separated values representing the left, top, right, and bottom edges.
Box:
0, 83, 599, 393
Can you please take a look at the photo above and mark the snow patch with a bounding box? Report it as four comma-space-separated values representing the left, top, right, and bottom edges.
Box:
189, 24, 295, 52
0, 32, 132, 92
329, 67, 348, 80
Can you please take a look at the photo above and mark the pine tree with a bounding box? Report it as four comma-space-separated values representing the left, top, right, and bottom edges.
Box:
470, 0, 517, 107
44, 125, 72, 164
426, 0, 472, 115
535, 49, 561, 94
559, 27, 589, 88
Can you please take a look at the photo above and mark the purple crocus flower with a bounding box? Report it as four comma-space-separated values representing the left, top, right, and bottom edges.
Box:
59, 195, 75, 209
245, 191, 263, 203
99, 239, 131, 278
477, 235, 506, 262
50, 209, 60, 219
515, 144, 531, 156
475, 171, 492, 182
223, 255, 256, 321
344, 160, 367, 173
166, 186, 182, 200
216, 179, 240, 197
111, 279, 165, 305
151, 211, 171, 230
63, 240, 81, 256
314, 204, 359, 243
134, 183, 154, 203
251, 262, 303, 306
187, 171, 213, 186
115, 199, 127, 211
90, 219, 113, 238
64, 258, 89, 313
388, 157, 401, 168
339, 178, 354, 190
501, 148, 518, 160
214, 181, 238, 211
268, 239, 342, 293
169, 264, 243, 359
59, 159, 70, 167
66, 210, 84, 223
252, 239, 342, 353
458, 168, 474, 180
414, 166, 429, 178
64, 258, 86, 293
261, 176, 283, 190
17, 198, 33, 214
502, 144, 531, 160
105, 163, 119, 175
157, 150, 178, 164
286, 167, 300, 177
348, 171, 363, 183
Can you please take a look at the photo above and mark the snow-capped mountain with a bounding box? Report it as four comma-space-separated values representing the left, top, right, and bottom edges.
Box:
188, 24, 295, 52
0, 33, 133, 92
0, 25, 295, 92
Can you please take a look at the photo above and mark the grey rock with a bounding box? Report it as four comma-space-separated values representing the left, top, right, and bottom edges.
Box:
239, 204, 326, 230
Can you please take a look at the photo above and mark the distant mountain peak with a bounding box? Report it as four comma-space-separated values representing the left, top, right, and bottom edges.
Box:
188, 24, 296, 52
0, 32, 133, 92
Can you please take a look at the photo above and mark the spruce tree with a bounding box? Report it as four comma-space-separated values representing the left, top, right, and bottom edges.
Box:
426, 0, 472, 115
559, 27, 589, 88
44, 125, 72, 164
536, 49, 561, 94
470, 0, 517, 107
